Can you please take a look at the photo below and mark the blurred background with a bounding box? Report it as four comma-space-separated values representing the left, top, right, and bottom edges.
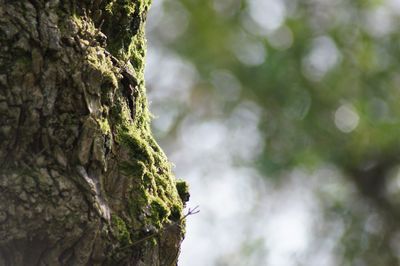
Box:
144, 0, 400, 265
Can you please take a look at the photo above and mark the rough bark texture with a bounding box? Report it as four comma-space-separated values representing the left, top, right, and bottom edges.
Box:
0, 1, 189, 265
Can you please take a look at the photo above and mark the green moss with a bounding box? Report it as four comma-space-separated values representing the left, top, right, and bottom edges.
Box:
97, 117, 111, 135
105, 0, 137, 16
114, 105, 185, 234
127, 28, 146, 72
115, 121, 184, 234
169, 204, 182, 221
111, 215, 132, 246
118, 127, 181, 224
176, 179, 190, 203
101, 0, 151, 63
86, 46, 119, 88
120, 131, 154, 164
68, 14, 120, 90
71, 14, 84, 29
150, 197, 169, 221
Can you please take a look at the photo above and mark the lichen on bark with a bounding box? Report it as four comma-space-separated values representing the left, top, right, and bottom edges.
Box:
0, 1, 188, 265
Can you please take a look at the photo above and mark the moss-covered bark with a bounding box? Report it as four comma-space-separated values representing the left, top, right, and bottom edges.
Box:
0, 1, 188, 265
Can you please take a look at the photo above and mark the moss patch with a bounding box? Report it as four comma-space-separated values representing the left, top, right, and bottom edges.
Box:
96, 117, 111, 135
101, 0, 151, 64
117, 125, 182, 230
111, 214, 132, 246
86, 46, 119, 88
176, 179, 190, 204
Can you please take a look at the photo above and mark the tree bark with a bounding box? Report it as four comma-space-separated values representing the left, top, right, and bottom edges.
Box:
0, 1, 189, 265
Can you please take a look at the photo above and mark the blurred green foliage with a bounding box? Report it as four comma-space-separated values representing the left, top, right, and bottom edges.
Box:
160, 0, 400, 173
148, 0, 400, 265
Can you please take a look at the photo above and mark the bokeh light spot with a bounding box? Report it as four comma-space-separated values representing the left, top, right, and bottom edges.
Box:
334, 104, 360, 133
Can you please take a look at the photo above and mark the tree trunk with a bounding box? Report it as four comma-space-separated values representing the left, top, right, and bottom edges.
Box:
0, 1, 189, 265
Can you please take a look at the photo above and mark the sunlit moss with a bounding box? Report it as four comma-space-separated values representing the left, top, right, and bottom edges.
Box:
96, 117, 111, 135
